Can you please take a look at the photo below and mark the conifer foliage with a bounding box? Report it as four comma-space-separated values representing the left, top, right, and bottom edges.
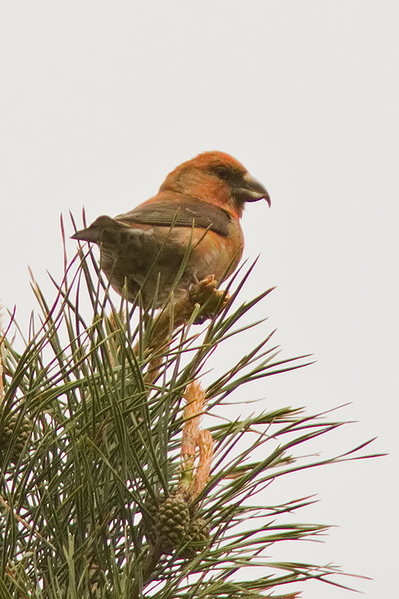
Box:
0, 230, 376, 598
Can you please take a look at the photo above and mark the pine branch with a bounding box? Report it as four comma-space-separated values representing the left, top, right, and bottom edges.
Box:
0, 246, 380, 598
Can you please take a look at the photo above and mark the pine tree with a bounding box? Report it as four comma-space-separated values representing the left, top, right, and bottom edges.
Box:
0, 230, 377, 598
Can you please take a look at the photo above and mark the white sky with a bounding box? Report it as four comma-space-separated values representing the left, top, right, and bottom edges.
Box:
1, 2, 398, 597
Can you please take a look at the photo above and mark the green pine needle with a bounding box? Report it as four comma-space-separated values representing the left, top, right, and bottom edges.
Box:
0, 240, 380, 598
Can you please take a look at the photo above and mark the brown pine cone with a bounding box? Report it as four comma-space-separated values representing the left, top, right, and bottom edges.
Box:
155, 494, 190, 554
181, 517, 210, 558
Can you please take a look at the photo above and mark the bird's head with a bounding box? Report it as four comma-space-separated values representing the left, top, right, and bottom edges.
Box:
159, 151, 271, 218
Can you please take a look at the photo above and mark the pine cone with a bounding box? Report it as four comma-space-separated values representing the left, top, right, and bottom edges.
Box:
156, 494, 190, 554
0, 410, 31, 465
181, 517, 210, 558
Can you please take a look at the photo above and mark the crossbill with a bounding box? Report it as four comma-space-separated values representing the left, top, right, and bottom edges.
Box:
72, 151, 270, 308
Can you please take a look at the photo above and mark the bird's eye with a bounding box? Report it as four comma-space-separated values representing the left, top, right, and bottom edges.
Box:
214, 166, 231, 180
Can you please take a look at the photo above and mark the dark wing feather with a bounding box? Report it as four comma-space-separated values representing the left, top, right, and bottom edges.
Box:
115, 196, 231, 237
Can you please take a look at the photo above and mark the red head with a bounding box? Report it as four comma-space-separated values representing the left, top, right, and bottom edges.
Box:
159, 151, 270, 219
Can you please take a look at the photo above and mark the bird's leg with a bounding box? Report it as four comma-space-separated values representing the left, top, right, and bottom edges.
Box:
142, 277, 230, 385
188, 275, 230, 324
147, 276, 228, 348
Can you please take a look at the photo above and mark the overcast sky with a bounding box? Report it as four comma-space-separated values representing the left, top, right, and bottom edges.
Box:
1, 2, 398, 597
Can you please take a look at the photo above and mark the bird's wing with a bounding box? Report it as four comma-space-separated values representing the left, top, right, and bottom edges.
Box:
115, 196, 231, 237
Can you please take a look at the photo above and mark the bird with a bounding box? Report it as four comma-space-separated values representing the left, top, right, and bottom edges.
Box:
71, 151, 270, 309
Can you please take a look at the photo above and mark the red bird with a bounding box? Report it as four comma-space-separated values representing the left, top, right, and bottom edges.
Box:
72, 151, 270, 308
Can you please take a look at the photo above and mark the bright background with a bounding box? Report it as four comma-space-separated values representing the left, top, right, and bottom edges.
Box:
1, 2, 398, 597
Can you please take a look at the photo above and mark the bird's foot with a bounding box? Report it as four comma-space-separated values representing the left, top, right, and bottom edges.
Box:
189, 276, 230, 324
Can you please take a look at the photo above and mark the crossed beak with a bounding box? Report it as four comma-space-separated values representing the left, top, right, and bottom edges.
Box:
234, 172, 271, 206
